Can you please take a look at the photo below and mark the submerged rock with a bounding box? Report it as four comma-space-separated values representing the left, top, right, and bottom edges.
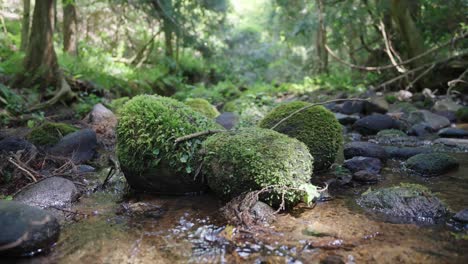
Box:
14, 177, 79, 209
343, 156, 381, 174
49, 129, 97, 163
353, 170, 379, 184
0, 201, 60, 256
357, 183, 448, 223
405, 153, 459, 177
220, 193, 276, 225
344, 141, 387, 161
352, 114, 400, 135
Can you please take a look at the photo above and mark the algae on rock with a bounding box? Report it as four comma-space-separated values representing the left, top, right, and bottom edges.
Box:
259, 101, 343, 172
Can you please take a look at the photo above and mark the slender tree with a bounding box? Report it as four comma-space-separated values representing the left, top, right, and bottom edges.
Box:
315, 0, 328, 74
15, 0, 74, 108
20, 0, 31, 51
63, 0, 78, 56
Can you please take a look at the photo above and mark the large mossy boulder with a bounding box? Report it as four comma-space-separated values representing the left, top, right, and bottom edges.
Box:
117, 95, 221, 194
202, 128, 313, 206
185, 98, 220, 118
259, 101, 342, 172
357, 183, 448, 223
27, 122, 78, 146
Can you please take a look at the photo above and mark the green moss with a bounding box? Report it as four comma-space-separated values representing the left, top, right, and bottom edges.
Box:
376, 129, 407, 138
202, 128, 313, 206
185, 98, 220, 118
406, 153, 459, 176
259, 101, 343, 172
27, 122, 79, 146
117, 95, 220, 177
385, 95, 397, 104
107, 97, 130, 113
456, 107, 468, 122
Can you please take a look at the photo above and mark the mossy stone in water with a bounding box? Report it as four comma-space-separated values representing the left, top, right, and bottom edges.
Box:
406, 153, 459, 177
185, 98, 220, 118
202, 127, 313, 206
357, 183, 448, 223
259, 101, 343, 171
27, 122, 78, 146
116, 95, 221, 194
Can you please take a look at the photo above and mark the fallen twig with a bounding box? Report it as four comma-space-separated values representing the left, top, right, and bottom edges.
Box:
174, 129, 226, 144
270, 98, 368, 130
8, 157, 37, 182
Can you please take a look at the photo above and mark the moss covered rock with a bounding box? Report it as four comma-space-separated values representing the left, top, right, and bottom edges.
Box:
357, 183, 448, 223
259, 101, 343, 171
117, 95, 221, 194
107, 97, 130, 113
27, 122, 79, 146
405, 153, 459, 177
185, 98, 220, 118
202, 128, 313, 205
456, 107, 468, 122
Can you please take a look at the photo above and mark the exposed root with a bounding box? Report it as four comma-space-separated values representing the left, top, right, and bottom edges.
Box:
29, 73, 76, 111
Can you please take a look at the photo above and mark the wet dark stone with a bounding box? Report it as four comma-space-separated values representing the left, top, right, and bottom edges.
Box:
438, 127, 468, 138
363, 96, 389, 115
343, 156, 381, 174
0, 201, 60, 256
49, 129, 97, 163
405, 153, 459, 177
384, 146, 432, 160
408, 123, 434, 137
353, 114, 400, 135
344, 142, 387, 161
453, 209, 468, 223
357, 184, 448, 223
215, 112, 239, 130
340, 101, 364, 115
14, 177, 79, 209
353, 170, 379, 183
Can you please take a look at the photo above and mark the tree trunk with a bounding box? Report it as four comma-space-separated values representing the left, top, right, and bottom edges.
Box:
63, 0, 78, 56
15, 0, 75, 108
163, 19, 174, 59
20, 0, 31, 51
390, 0, 428, 68
21, 0, 58, 89
316, 0, 328, 74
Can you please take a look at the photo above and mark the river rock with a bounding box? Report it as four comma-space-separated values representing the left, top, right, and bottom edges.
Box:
353, 170, 379, 183
14, 177, 79, 209
408, 123, 434, 137
433, 98, 462, 112
435, 111, 457, 123
438, 127, 468, 138
405, 153, 459, 177
0, 201, 60, 256
353, 114, 400, 135
340, 101, 364, 115
363, 96, 389, 114
408, 110, 450, 131
453, 209, 468, 223
433, 138, 468, 150
357, 183, 448, 223
0, 137, 36, 154
220, 193, 276, 225
344, 142, 387, 161
383, 146, 431, 160
215, 112, 239, 130
343, 156, 381, 174
49, 129, 97, 163
83, 103, 117, 146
